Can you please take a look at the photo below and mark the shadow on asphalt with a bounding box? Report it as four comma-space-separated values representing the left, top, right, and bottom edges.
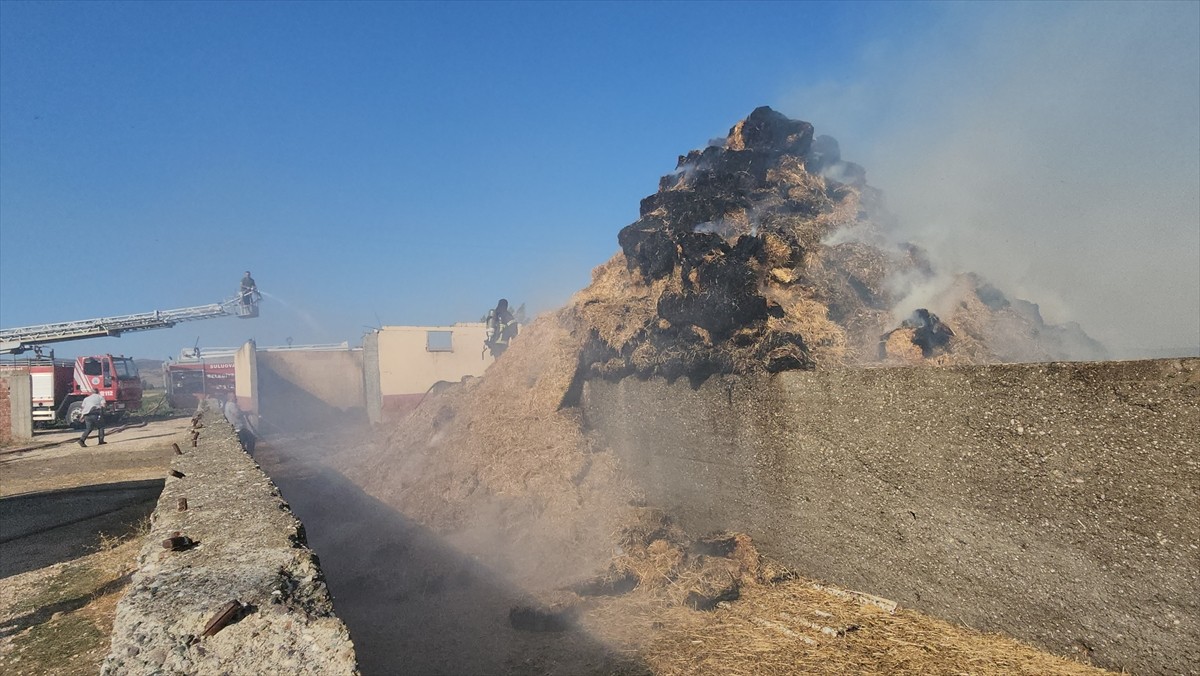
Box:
0, 479, 163, 578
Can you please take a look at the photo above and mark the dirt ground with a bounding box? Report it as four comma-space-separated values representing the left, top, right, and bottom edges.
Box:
0, 417, 189, 675
1, 417, 187, 497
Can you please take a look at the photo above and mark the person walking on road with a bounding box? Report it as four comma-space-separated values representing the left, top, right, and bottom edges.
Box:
78, 390, 107, 447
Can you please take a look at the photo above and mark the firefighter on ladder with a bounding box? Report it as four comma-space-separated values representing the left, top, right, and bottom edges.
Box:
239, 271, 260, 307
484, 298, 519, 358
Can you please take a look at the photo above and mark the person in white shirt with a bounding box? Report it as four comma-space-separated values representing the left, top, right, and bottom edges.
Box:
78, 390, 107, 447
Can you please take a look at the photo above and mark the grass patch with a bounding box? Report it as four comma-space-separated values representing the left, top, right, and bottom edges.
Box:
9, 565, 103, 618
4, 612, 104, 676
133, 390, 177, 418
95, 516, 151, 553
1, 537, 140, 676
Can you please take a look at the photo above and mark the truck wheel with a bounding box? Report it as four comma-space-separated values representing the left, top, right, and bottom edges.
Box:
66, 401, 85, 429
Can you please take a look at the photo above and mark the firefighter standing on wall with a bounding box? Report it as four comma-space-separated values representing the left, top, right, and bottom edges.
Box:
485, 298, 519, 358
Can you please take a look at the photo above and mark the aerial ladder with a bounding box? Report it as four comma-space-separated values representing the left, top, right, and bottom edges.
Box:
0, 293, 260, 355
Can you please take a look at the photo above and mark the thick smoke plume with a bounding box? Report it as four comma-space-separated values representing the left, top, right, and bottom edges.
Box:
784, 2, 1200, 358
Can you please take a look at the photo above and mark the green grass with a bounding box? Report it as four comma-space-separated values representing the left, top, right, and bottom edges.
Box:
132, 390, 183, 419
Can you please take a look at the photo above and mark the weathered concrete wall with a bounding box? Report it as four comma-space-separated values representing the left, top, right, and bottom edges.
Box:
258, 350, 364, 409
363, 333, 383, 425
371, 323, 493, 421
256, 348, 365, 433
103, 404, 357, 675
234, 340, 259, 427
583, 359, 1200, 675
0, 370, 32, 443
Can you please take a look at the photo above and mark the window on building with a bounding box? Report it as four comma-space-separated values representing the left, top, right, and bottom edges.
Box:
426, 330, 453, 352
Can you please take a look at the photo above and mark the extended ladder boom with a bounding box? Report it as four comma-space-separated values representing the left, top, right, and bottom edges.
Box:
0, 296, 257, 355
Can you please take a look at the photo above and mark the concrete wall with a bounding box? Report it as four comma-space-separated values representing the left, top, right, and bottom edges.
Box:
369, 323, 494, 421
0, 370, 32, 443
363, 333, 383, 425
103, 404, 357, 675
582, 359, 1200, 675
234, 340, 258, 427
256, 348, 365, 431
257, 350, 364, 410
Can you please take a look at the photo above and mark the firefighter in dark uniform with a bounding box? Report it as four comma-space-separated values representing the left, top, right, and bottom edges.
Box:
240, 271, 259, 307
485, 298, 519, 358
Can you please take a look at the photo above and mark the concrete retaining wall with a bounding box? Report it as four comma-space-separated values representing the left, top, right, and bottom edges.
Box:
102, 404, 358, 675
0, 370, 32, 444
582, 358, 1199, 675
257, 349, 365, 433
234, 340, 259, 427
257, 350, 365, 412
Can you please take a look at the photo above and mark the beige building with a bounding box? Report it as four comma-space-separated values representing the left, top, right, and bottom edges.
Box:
363, 323, 495, 423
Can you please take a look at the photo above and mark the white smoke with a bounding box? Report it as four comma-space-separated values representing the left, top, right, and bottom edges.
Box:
783, 2, 1200, 358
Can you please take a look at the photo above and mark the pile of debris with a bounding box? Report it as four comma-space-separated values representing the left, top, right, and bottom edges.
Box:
573, 106, 1105, 384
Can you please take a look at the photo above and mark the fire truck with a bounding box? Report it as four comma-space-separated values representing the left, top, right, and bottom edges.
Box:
162, 347, 236, 410
0, 288, 259, 426
23, 354, 143, 426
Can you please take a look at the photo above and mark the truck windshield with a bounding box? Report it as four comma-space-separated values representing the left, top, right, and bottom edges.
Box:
113, 359, 139, 379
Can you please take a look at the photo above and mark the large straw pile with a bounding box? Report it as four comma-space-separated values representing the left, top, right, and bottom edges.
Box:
640, 577, 1111, 676
348, 308, 637, 590
576, 106, 1106, 378
342, 107, 1114, 673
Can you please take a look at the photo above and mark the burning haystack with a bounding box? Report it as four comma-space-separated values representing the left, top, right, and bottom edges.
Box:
342, 107, 1114, 673
573, 106, 1105, 383
354, 106, 1108, 592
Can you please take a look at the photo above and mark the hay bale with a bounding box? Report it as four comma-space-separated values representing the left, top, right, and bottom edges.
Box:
882, 328, 925, 363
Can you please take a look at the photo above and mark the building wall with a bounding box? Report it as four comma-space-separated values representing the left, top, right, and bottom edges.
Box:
0, 370, 32, 444
256, 349, 366, 431
582, 359, 1200, 675
373, 324, 493, 420
234, 340, 258, 427
257, 350, 364, 410
363, 333, 383, 425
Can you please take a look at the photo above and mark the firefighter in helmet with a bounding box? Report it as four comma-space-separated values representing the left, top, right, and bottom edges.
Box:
485, 298, 519, 358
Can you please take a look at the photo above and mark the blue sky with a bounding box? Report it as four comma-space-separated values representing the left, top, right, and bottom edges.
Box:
2, 1, 1197, 361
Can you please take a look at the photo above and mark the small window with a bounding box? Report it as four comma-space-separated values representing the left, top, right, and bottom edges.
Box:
426, 330, 453, 352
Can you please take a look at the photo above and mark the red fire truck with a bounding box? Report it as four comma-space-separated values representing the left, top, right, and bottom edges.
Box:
1, 287, 259, 427
163, 357, 235, 410
25, 354, 143, 426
